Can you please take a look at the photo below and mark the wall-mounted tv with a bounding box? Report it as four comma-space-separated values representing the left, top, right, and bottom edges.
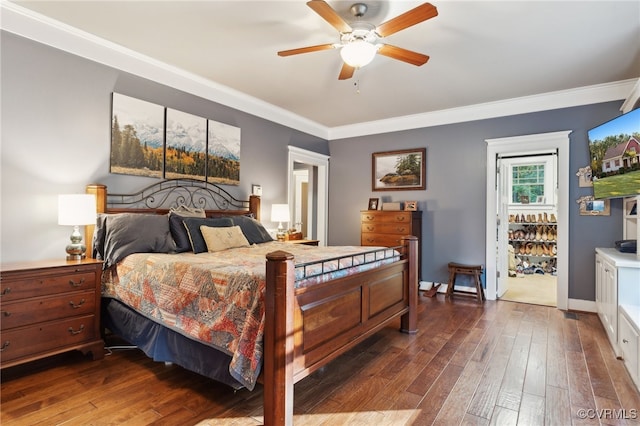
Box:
588, 108, 640, 199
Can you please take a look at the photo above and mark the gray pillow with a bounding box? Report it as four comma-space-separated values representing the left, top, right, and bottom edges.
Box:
102, 213, 176, 268
230, 215, 273, 244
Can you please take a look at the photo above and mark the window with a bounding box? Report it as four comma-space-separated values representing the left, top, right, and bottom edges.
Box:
504, 154, 557, 205
511, 164, 544, 203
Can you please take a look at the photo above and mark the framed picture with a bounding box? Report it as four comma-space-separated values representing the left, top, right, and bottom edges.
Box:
111, 93, 164, 178
207, 119, 241, 186
368, 198, 379, 210
404, 201, 417, 211
577, 196, 610, 216
372, 148, 426, 191
165, 108, 207, 181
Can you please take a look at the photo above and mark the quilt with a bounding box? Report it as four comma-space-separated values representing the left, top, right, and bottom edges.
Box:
102, 241, 398, 390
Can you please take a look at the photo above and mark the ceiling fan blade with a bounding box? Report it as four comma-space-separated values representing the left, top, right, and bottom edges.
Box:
307, 0, 352, 33
378, 44, 429, 66
376, 3, 438, 37
338, 63, 355, 80
278, 44, 335, 57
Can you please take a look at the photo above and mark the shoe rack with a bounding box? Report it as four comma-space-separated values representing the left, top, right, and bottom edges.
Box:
508, 213, 557, 260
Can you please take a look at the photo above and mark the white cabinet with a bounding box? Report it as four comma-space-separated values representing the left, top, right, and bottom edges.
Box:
595, 248, 640, 374
596, 252, 618, 353
619, 304, 640, 391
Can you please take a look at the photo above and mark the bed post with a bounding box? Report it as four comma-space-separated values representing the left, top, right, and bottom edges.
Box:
249, 195, 261, 221
400, 235, 418, 334
264, 250, 295, 426
85, 184, 107, 260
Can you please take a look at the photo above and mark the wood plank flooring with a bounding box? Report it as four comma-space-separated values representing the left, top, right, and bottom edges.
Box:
2, 295, 639, 425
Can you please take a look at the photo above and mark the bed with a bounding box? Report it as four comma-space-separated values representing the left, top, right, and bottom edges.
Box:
85, 179, 418, 426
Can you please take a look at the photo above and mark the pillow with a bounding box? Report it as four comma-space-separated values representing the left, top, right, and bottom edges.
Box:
229, 215, 273, 244
169, 205, 206, 218
169, 213, 201, 253
201, 225, 250, 252
182, 217, 234, 254
101, 213, 176, 268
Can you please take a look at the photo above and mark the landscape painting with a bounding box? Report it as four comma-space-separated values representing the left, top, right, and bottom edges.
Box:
165, 109, 207, 180
372, 148, 426, 191
110, 93, 164, 178
207, 119, 241, 185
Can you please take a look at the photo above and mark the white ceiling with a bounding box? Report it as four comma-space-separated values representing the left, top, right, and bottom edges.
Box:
5, 1, 640, 136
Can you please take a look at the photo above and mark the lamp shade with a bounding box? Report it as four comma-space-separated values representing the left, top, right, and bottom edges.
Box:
58, 194, 97, 226
340, 40, 377, 68
271, 204, 290, 223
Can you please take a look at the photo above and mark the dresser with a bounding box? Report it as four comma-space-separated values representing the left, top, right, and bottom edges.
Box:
0, 259, 104, 368
361, 210, 422, 277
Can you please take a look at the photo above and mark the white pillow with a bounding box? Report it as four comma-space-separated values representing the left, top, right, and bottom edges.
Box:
201, 225, 250, 252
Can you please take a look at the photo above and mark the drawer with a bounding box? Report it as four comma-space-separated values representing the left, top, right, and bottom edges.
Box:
361, 223, 412, 235
361, 212, 412, 224
361, 234, 405, 247
1, 270, 96, 302
0, 314, 97, 363
1, 290, 96, 330
619, 309, 639, 381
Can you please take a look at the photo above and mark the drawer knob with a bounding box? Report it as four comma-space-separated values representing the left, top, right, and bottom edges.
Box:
1, 288, 10, 296
367, 226, 374, 231
396, 216, 406, 221
623, 338, 629, 344
2, 310, 11, 317
68, 325, 85, 335
0, 341, 9, 352
68, 278, 86, 288
69, 299, 86, 309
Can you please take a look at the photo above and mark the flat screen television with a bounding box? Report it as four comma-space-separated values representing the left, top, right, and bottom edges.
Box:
588, 107, 640, 199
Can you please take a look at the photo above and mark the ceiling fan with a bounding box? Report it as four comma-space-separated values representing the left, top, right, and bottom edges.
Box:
277, 1, 438, 80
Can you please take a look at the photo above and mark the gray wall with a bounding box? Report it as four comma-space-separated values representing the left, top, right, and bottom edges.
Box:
328, 103, 624, 301
0, 32, 327, 263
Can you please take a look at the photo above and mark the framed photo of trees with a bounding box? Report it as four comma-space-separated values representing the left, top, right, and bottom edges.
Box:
110, 93, 164, 178
110, 93, 241, 185
372, 148, 426, 191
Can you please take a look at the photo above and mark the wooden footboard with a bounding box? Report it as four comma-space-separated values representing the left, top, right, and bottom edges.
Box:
263, 236, 418, 426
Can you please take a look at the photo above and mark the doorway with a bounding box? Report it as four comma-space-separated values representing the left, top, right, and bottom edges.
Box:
485, 131, 571, 310
500, 153, 558, 307
287, 146, 329, 245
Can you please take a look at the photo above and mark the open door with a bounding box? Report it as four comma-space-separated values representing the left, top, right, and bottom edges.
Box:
496, 157, 509, 298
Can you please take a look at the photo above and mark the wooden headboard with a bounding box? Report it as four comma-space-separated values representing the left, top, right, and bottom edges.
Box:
85, 179, 261, 259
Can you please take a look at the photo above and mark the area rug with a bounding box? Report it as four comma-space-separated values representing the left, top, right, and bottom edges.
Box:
501, 274, 557, 307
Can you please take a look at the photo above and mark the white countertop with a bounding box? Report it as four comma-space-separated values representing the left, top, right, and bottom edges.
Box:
596, 247, 640, 269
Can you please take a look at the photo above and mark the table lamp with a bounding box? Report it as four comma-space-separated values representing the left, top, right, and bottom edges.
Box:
58, 194, 97, 260
271, 204, 290, 242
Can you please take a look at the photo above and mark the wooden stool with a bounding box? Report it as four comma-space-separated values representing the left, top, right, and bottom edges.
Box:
446, 262, 485, 303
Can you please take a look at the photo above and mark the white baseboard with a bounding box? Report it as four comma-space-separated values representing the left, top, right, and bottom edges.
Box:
568, 298, 597, 313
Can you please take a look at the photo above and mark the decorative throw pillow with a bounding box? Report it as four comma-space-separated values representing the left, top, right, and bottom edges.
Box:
169, 205, 206, 218
201, 225, 250, 252
230, 215, 273, 244
182, 217, 234, 254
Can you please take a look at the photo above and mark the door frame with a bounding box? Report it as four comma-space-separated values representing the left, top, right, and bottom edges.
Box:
485, 131, 571, 310
287, 146, 329, 245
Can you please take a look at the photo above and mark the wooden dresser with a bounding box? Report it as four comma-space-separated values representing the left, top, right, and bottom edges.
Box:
0, 259, 104, 368
361, 210, 422, 276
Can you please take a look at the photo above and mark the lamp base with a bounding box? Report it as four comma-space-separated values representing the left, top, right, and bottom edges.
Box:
65, 226, 86, 260
66, 253, 86, 261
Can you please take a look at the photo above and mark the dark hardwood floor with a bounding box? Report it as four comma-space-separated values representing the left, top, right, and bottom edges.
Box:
2, 295, 640, 425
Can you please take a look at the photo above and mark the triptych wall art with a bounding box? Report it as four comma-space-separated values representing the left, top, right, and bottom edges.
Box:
110, 93, 241, 185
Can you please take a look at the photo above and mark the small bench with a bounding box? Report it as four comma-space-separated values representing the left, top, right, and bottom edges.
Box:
446, 262, 485, 303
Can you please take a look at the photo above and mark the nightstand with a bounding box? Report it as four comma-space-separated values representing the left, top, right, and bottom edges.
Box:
0, 258, 104, 368
284, 239, 319, 246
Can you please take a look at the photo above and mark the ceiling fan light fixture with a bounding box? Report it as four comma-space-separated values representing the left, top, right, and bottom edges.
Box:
340, 40, 377, 68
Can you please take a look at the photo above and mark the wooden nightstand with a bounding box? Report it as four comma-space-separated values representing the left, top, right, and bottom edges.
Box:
0, 258, 104, 369
284, 239, 319, 246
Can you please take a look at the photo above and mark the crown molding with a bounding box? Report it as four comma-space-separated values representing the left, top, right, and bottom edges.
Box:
2, 1, 636, 142
328, 79, 637, 140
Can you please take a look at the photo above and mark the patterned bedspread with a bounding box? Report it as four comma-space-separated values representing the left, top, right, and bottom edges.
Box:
102, 241, 399, 390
